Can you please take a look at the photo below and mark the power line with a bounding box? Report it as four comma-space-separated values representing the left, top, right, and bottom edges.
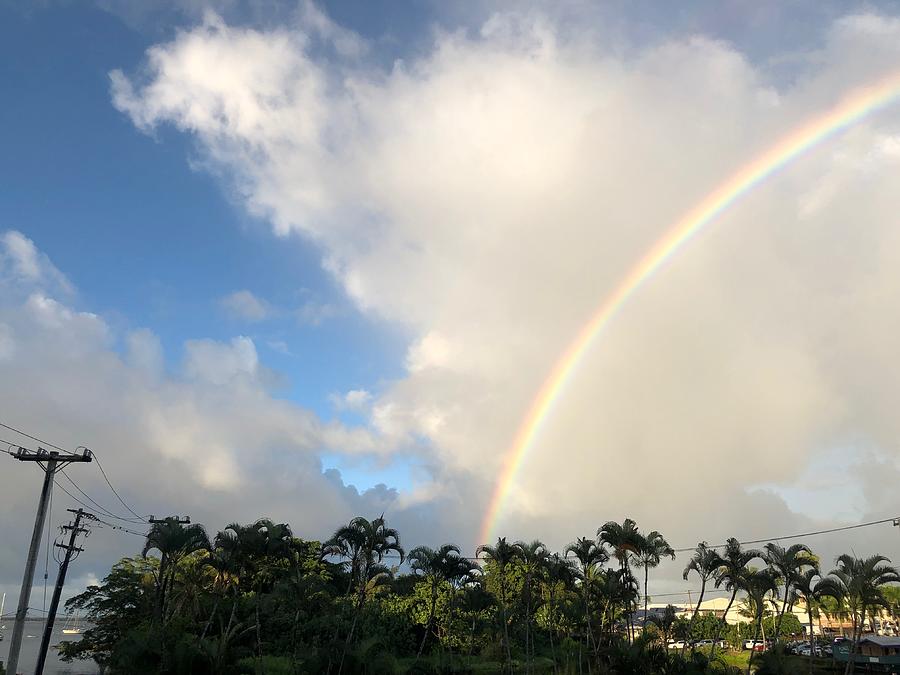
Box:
0, 421, 71, 455
57, 469, 145, 524
671, 515, 900, 553
0, 421, 151, 522
96, 518, 148, 538
85, 447, 148, 521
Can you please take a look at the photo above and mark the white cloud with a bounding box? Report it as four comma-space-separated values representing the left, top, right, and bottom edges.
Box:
331, 388, 372, 411
0, 230, 73, 295
0, 231, 444, 597
110, 5, 900, 571
220, 289, 272, 321
183, 335, 259, 384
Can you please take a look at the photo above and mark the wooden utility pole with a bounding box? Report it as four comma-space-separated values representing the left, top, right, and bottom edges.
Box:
35, 508, 97, 675
5, 446, 92, 675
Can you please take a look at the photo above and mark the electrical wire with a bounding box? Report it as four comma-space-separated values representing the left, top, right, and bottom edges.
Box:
0, 421, 152, 522
95, 519, 148, 537
85, 447, 149, 521
0, 436, 22, 454
0, 421, 73, 455
57, 469, 145, 524
671, 515, 900, 553
372, 514, 900, 562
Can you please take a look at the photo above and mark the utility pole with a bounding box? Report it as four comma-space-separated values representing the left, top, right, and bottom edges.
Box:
35, 508, 97, 675
6, 446, 92, 675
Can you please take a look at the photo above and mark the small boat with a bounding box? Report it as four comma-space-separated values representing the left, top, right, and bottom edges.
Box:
62, 612, 82, 635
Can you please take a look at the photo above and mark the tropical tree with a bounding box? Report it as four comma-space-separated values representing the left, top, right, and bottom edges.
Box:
741, 569, 778, 675
711, 538, 761, 656
565, 536, 608, 655
476, 537, 517, 665
541, 553, 576, 671
816, 554, 900, 675
599, 519, 643, 639
763, 542, 817, 640
142, 518, 210, 627
646, 604, 679, 647
514, 539, 550, 672
215, 519, 293, 671
635, 531, 675, 627
791, 567, 823, 675
681, 542, 723, 651
409, 543, 465, 658
323, 515, 404, 672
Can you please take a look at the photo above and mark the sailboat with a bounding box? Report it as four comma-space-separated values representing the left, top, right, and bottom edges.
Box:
62, 612, 82, 635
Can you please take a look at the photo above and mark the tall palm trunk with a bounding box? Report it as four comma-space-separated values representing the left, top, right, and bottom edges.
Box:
711, 588, 737, 659
775, 584, 791, 641
643, 566, 650, 634
417, 584, 438, 658
683, 579, 706, 656
808, 605, 815, 675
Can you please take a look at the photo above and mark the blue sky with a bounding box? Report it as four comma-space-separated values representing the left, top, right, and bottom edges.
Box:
0, 0, 426, 491
0, 1, 408, 412
2, 0, 900, 606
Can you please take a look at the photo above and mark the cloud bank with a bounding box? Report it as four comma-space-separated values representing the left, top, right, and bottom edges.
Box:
12, 5, 900, 596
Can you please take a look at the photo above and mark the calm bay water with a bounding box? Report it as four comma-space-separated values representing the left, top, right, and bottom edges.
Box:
0, 621, 98, 675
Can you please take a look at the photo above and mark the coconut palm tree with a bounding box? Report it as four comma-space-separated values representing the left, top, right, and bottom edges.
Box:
763, 542, 817, 641
409, 543, 465, 658
710, 538, 761, 657
142, 518, 210, 627
635, 531, 675, 630
476, 537, 517, 666
514, 540, 550, 672
565, 536, 608, 655
816, 554, 900, 675
681, 542, 723, 651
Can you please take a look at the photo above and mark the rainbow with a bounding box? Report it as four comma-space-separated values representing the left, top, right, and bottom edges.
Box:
479, 71, 900, 544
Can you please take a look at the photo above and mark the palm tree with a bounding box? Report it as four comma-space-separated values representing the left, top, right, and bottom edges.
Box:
711, 538, 761, 657
565, 536, 608, 656
681, 542, 723, 651
741, 569, 778, 675
542, 553, 575, 673
409, 543, 465, 658
476, 537, 517, 666
791, 567, 823, 675
645, 604, 678, 647
142, 518, 210, 627
324, 515, 404, 673
763, 542, 817, 641
215, 519, 293, 672
635, 531, 675, 630
599, 519, 643, 639
514, 540, 550, 672
816, 554, 900, 675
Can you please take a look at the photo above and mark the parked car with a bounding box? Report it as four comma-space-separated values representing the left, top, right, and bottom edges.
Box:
668, 640, 688, 649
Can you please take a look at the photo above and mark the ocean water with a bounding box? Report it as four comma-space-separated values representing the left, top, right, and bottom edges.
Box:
0, 621, 98, 675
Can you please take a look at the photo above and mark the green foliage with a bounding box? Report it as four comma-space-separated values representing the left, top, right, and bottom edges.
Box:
61, 514, 900, 675
763, 612, 803, 638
